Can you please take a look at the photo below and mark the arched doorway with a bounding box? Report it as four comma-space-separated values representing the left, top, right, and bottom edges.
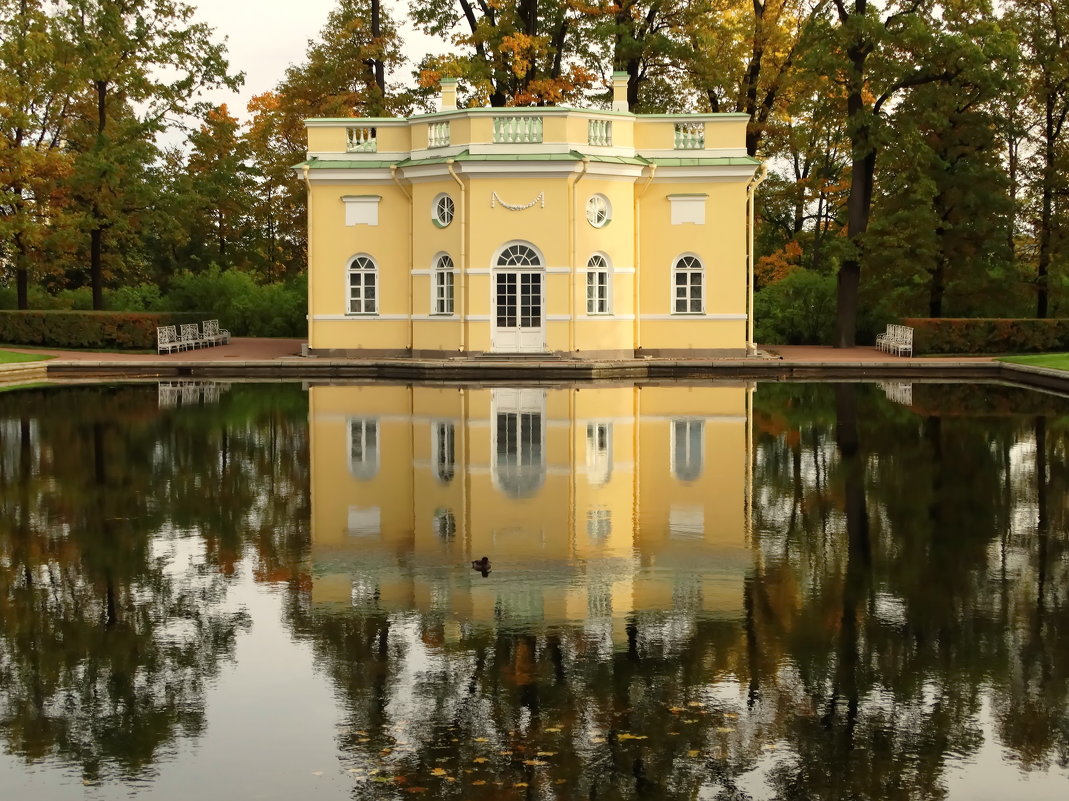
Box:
492, 242, 545, 353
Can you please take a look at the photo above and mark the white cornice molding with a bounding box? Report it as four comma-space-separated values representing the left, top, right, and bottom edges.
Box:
305, 169, 395, 183
639, 147, 749, 159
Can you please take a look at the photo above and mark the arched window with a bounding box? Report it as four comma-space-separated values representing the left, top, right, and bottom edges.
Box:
433, 421, 455, 484
672, 254, 703, 314
670, 419, 704, 482
348, 418, 379, 479
433, 254, 455, 315
347, 255, 377, 314
497, 243, 541, 267
586, 254, 611, 315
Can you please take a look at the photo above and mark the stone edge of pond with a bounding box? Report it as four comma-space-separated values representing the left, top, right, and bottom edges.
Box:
29, 357, 1068, 390
0, 361, 50, 389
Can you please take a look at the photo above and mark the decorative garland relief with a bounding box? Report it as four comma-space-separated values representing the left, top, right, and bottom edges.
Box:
490, 191, 545, 211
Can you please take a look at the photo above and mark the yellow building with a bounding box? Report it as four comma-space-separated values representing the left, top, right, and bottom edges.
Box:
298, 76, 762, 358
308, 383, 754, 646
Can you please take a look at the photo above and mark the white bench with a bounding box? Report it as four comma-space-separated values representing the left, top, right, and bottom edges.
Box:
877, 324, 913, 357
157, 325, 182, 354
179, 323, 208, 349
202, 319, 230, 346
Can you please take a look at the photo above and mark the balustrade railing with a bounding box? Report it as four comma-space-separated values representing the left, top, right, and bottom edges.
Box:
428, 121, 451, 148
346, 127, 377, 153
492, 115, 543, 144
588, 118, 612, 147
673, 122, 705, 150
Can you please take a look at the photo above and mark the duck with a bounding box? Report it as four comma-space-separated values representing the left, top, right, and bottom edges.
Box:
471, 556, 491, 575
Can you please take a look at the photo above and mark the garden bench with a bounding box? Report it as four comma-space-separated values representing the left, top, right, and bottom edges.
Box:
202, 319, 230, 346
156, 325, 182, 354
876, 324, 913, 356
179, 323, 208, 349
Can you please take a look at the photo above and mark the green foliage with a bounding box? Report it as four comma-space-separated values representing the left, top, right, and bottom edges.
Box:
167, 267, 307, 337
905, 317, 1069, 354
754, 270, 837, 345
105, 283, 165, 311
0, 311, 205, 349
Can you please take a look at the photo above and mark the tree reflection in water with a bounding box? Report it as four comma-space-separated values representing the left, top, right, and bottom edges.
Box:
0, 384, 309, 782
0, 381, 1065, 798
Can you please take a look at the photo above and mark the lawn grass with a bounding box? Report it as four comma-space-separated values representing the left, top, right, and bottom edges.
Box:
0, 350, 53, 364
999, 353, 1069, 371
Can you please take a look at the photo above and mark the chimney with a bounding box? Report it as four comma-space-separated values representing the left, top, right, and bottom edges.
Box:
611, 71, 630, 112
439, 78, 458, 112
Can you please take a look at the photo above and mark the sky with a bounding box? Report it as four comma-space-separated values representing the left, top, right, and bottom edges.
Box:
189, 0, 449, 119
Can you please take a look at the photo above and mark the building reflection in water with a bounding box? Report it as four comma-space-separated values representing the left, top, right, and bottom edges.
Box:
309, 383, 754, 645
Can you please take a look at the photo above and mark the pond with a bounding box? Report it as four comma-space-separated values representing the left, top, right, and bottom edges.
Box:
0, 379, 1066, 800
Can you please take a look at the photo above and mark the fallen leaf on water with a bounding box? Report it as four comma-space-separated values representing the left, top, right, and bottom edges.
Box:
762, 743, 778, 751
514, 782, 529, 788
617, 733, 648, 741
347, 768, 362, 774
591, 737, 606, 743
683, 719, 700, 725
555, 778, 567, 785
372, 777, 392, 783
536, 751, 556, 757
430, 768, 447, 776
687, 701, 704, 708
688, 750, 701, 758
435, 757, 449, 763
716, 727, 735, 734
545, 727, 562, 733
473, 757, 489, 764
724, 713, 739, 720
668, 731, 681, 736
474, 737, 488, 743
392, 775, 408, 784
499, 750, 512, 756
355, 730, 368, 736
380, 748, 393, 756
445, 777, 457, 782
472, 780, 487, 786
668, 707, 685, 714
358, 738, 370, 744
522, 759, 549, 766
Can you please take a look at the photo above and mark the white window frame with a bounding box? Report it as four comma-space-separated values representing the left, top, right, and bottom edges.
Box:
672, 254, 704, 314
586, 253, 612, 315
432, 193, 455, 228
347, 254, 378, 315
585, 194, 612, 228
432, 253, 455, 315
348, 418, 380, 480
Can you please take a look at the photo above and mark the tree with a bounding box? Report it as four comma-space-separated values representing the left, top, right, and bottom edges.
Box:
410, 0, 596, 106
0, 0, 76, 309
56, 0, 241, 309
1009, 0, 1069, 317
812, 0, 994, 346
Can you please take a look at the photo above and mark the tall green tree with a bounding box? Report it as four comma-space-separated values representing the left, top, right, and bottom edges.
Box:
0, 0, 76, 309
56, 0, 240, 309
812, 0, 996, 346
1009, 0, 1069, 317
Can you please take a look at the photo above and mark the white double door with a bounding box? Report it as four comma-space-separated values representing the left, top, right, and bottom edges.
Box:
491, 270, 545, 353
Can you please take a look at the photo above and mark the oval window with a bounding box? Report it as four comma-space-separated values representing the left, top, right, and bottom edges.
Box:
586, 194, 611, 228
433, 194, 455, 227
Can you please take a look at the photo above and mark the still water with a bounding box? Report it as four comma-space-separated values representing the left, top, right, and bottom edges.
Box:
0, 380, 1066, 800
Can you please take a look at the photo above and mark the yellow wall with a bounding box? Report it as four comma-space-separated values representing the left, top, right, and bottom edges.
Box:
305, 106, 756, 355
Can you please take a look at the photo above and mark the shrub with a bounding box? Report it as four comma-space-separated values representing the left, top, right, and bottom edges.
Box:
166, 267, 307, 337
0, 311, 206, 350
905, 318, 1069, 354
754, 270, 837, 345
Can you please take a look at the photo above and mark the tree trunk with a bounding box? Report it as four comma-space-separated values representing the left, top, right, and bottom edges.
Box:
836, 110, 877, 347
90, 79, 108, 311
1036, 94, 1055, 318
14, 228, 29, 310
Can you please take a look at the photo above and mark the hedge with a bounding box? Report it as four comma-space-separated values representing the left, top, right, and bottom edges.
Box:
0, 311, 208, 350
904, 318, 1069, 355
